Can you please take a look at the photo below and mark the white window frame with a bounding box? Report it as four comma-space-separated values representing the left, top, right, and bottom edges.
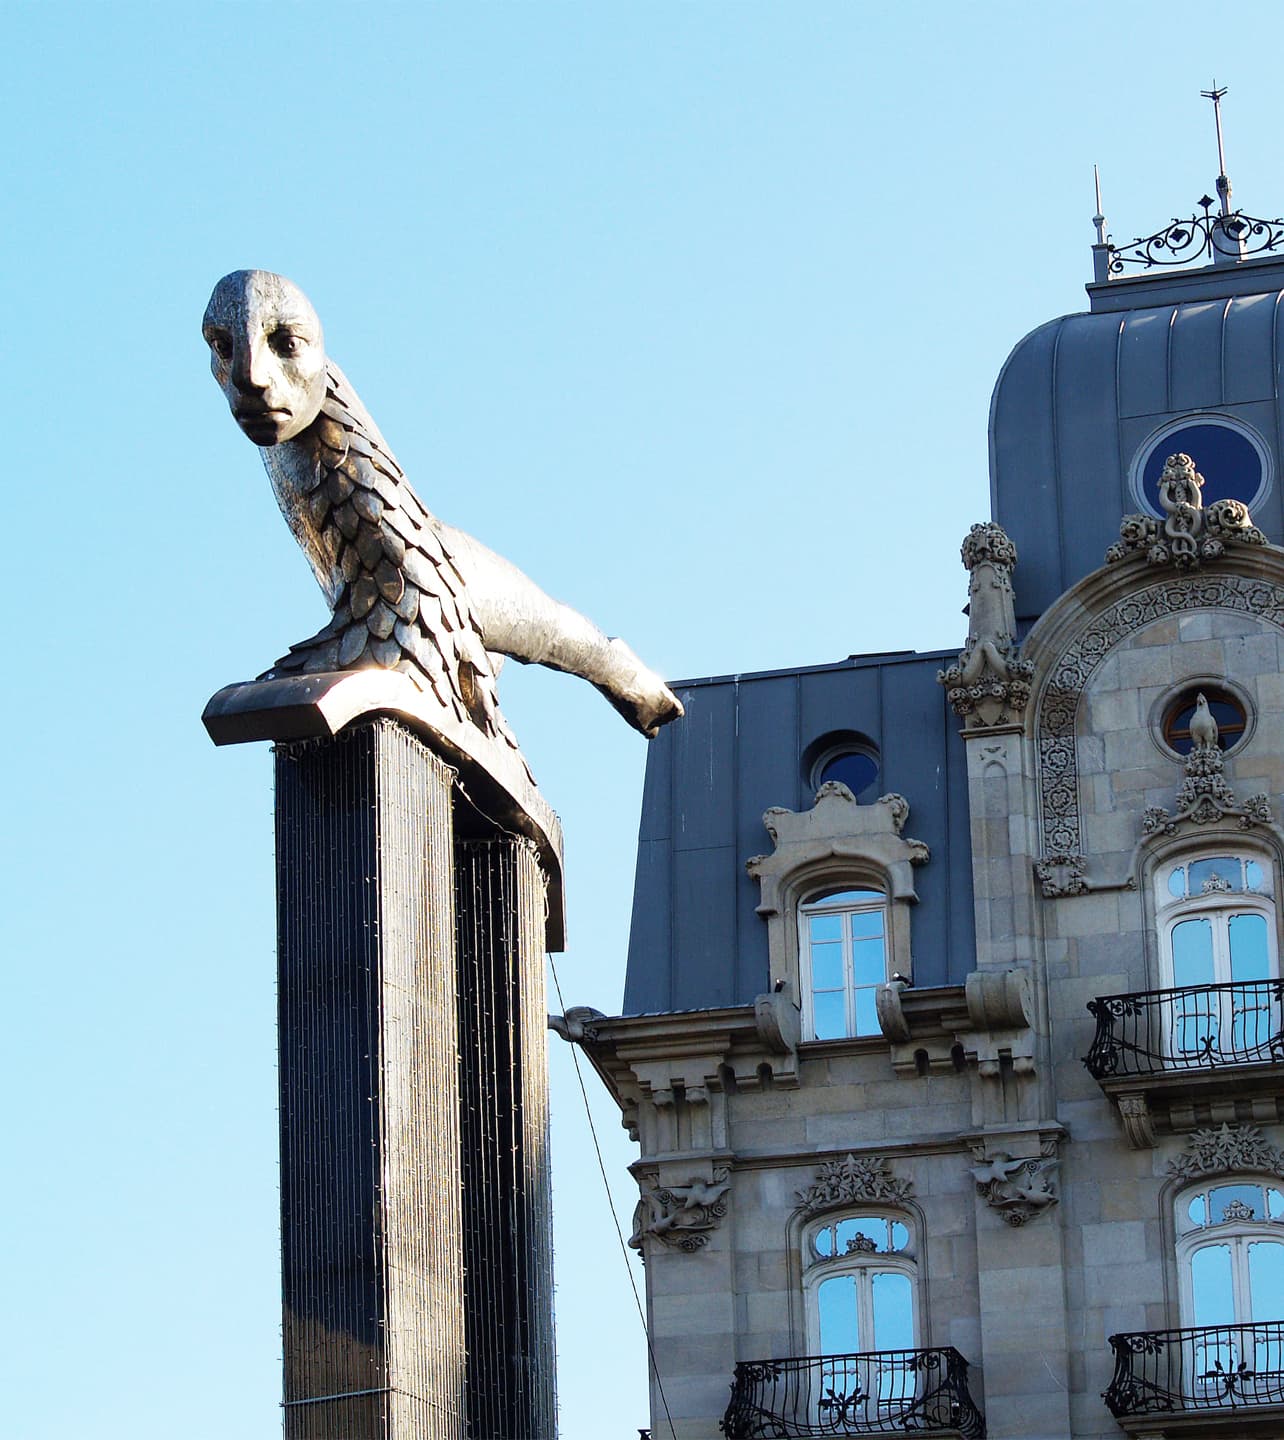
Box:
799, 887, 890, 1042
1155, 852, 1279, 1064
1174, 1179, 1284, 1390
802, 1211, 921, 1421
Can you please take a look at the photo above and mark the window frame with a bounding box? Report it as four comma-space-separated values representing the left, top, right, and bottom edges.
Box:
802, 1208, 920, 1359
799, 885, 891, 1042
1175, 1179, 1284, 1331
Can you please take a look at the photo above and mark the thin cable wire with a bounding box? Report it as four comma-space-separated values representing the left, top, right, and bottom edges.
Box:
548, 955, 679, 1440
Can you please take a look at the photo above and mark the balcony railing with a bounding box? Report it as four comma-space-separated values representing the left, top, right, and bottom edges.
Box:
1084, 980, 1284, 1079
721, 1349, 985, 1438
1106, 1322, 1284, 1418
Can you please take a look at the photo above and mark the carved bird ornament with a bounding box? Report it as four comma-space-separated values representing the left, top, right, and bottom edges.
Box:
202, 270, 684, 744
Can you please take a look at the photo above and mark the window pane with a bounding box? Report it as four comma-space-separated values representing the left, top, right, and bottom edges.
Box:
1188, 1193, 1209, 1227
813, 991, 847, 1041
1248, 1241, 1284, 1324
1190, 857, 1244, 894
1169, 866, 1187, 899
871, 1271, 914, 1350
1172, 918, 1215, 987
835, 1217, 883, 1253
1175, 992, 1218, 1056
853, 986, 879, 1037
1191, 1244, 1235, 1327
851, 937, 886, 986
810, 940, 844, 990
849, 910, 884, 940
815, 1225, 835, 1258
818, 1275, 860, 1353
1269, 1189, 1284, 1220
809, 889, 881, 907
1247, 860, 1265, 891
809, 914, 842, 944
889, 1221, 910, 1252
1229, 913, 1271, 983
1208, 1184, 1263, 1222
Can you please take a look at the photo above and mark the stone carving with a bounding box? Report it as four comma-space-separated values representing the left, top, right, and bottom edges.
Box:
970, 1151, 1060, 1226
1034, 853, 1088, 898
938, 523, 1034, 728
1168, 1124, 1284, 1180
1037, 573, 1284, 863
795, 1154, 913, 1215
1107, 453, 1266, 569
1142, 708, 1272, 836
1220, 1197, 1257, 1222
1117, 1093, 1158, 1150
202, 270, 683, 740
629, 1171, 731, 1252
547, 1005, 605, 1044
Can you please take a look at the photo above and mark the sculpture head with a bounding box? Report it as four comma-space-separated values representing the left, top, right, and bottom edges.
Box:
203, 270, 327, 446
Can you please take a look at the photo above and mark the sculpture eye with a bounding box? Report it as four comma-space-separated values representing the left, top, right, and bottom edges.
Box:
270, 329, 302, 357
209, 334, 233, 361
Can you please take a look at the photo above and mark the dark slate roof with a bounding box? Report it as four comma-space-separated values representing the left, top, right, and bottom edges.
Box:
991, 256, 1284, 625
622, 650, 974, 1015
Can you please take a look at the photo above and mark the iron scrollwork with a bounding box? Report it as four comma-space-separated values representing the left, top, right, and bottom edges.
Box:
1106, 197, 1284, 274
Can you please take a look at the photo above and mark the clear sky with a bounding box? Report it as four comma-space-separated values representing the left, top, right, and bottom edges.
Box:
4, 4, 1282, 1437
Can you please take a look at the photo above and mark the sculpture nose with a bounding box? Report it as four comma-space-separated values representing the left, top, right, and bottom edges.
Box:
231, 339, 269, 396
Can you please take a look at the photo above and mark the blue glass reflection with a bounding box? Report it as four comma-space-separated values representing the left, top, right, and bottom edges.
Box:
1140, 423, 1262, 513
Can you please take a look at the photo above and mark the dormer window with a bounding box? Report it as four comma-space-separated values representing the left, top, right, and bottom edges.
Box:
800, 887, 888, 1041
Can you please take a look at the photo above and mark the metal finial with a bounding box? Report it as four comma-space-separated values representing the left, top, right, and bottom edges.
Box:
1092, 164, 1107, 244
1200, 82, 1232, 214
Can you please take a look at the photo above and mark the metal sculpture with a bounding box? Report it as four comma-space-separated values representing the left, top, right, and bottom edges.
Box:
202, 269, 684, 739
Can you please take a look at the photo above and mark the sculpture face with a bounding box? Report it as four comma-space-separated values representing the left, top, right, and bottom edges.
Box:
203, 270, 327, 446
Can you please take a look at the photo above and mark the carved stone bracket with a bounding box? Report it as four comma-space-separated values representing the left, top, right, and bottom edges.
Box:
1141, 735, 1272, 837
1036, 572, 1284, 860
1106, 453, 1267, 570
877, 969, 1035, 1080
629, 1169, 731, 1253
1167, 1123, 1284, 1181
937, 522, 1034, 729
795, 1154, 914, 1216
1117, 1093, 1158, 1150
968, 1135, 1061, 1226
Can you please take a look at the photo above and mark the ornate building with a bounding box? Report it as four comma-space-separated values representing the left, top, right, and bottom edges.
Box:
559, 139, 1284, 1439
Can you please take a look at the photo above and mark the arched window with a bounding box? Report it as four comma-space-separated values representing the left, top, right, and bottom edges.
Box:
1157, 853, 1279, 1063
800, 887, 889, 1041
804, 1212, 918, 1413
1175, 1179, 1284, 1385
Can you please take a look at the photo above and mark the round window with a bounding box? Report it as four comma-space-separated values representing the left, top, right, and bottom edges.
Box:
1132, 417, 1270, 517
815, 750, 879, 798
1161, 685, 1248, 756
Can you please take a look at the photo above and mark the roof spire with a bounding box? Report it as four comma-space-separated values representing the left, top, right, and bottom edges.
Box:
1200, 81, 1232, 215
1092, 164, 1107, 244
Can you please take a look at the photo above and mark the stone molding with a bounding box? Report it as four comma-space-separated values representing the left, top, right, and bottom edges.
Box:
937, 522, 1034, 729
1167, 1123, 1284, 1180
877, 970, 1035, 1079
747, 784, 928, 993
629, 1169, 731, 1253
1034, 571, 1284, 867
795, 1154, 914, 1216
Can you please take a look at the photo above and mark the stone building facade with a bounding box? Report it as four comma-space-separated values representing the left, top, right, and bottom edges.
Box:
560, 186, 1284, 1438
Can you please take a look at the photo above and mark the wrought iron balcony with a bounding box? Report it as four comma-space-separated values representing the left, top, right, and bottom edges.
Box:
1085, 980, 1284, 1079
720, 1349, 984, 1438
1106, 1322, 1284, 1428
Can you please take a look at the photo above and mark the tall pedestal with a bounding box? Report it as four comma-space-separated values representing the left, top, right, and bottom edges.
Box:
456, 838, 557, 1440
205, 672, 566, 1440
275, 719, 465, 1440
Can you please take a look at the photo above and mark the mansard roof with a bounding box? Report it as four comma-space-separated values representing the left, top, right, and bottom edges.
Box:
991, 255, 1284, 627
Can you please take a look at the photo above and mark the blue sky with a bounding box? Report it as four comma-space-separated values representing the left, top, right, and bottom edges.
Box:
4, 4, 1281, 1437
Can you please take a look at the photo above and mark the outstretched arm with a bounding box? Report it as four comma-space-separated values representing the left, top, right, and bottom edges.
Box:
438, 522, 683, 738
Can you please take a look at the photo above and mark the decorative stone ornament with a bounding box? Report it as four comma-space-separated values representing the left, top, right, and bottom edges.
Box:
629, 1171, 731, 1252
1106, 452, 1266, 570
1141, 701, 1272, 836
795, 1154, 914, 1215
1167, 1124, 1284, 1181
970, 1149, 1060, 1226
1033, 853, 1089, 899
938, 523, 1034, 728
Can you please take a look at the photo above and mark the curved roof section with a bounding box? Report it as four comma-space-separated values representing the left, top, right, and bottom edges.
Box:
623, 650, 974, 1016
990, 259, 1284, 624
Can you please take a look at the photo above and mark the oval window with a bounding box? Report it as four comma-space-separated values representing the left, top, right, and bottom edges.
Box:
1135, 418, 1269, 516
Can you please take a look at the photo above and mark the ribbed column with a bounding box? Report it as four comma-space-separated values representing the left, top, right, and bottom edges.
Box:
455, 838, 557, 1440
274, 718, 465, 1440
